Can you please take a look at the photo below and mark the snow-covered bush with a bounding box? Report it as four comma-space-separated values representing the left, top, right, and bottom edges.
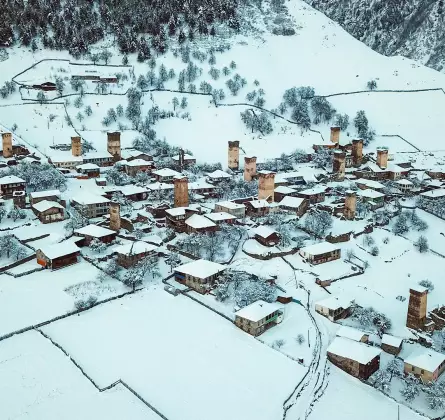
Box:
400, 374, 420, 402
351, 306, 392, 333
414, 235, 429, 253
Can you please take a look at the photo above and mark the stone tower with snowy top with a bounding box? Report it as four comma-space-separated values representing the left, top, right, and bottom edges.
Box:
107, 132, 121, 161
376, 148, 388, 169
71, 136, 82, 157
333, 150, 346, 181
258, 171, 275, 202
330, 126, 340, 144
406, 286, 428, 330
228, 141, 240, 170
351, 139, 363, 167
244, 156, 257, 181
174, 176, 189, 208
109, 202, 121, 231
344, 190, 356, 220
2, 132, 12, 158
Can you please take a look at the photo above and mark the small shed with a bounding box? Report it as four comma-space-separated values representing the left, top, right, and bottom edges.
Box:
36, 242, 80, 270
315, 296, 352, 322
76, 163, 100, 178
252, 225, 280, 247
74, 225, 117, 245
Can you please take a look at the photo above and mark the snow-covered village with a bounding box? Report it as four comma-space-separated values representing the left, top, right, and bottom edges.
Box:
1, 1, 445, 419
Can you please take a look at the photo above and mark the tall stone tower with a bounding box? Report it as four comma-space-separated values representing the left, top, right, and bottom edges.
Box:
109, 202, 121, 231
107, 132, 121, 161
244, 156, 257, 181
333, 151, 346, 181
406, 287, 428, 330
228, 141, 240, 170
330, 126, 340, 144
13, 191, 26, 209
258, 171, 275, 202
174, 176, 189, 208
344, 190, 356, 220
2, 132, 13, 158
351, 139, 363, 167
376, 148, 388, 169
71, 136, 82, 157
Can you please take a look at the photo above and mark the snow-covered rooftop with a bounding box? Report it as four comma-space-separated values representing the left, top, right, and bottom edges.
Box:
300, 242, 340, 256
235, 300, 282, 322
29, 189, 61, 199
114, 241, 157, 256
395, 179, 413, 186
153, 168, 181, 177
420, 189, 445, 198
249, 200, 270, 209
120, 149, 148, 160
327, 337, 381, 365
355, 179, 385, 189
404, 348, 445, 373
279, 196, 306, 208
357, 189, 385, 199
74, 225, 116, 238
0, 175, 25, 185
32, 200, 64, 213
336, 326, 367, 342
39, 241, 80, 260
71, 193, 110, 205
207, 169, 232, 179
185, 214, 216, 229
216, 201, 245, 210
175, 259, 226, 279
252, 225, 278, 239
125, 158, 152, 167
83, 151, 113, 159
76, 163, 100, 170
172, 153, 195, 161
205, 212, 237, 222
315, 296, 352, 311
274, 186, 296, 194
381, 334, 403, 348
298, 186, 326, 195
165, 207, 191, 217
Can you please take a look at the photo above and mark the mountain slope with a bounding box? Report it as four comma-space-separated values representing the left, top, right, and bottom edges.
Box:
304, 0, 445, 71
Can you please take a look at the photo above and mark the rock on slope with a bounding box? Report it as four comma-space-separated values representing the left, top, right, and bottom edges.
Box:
304, 0, 445, 71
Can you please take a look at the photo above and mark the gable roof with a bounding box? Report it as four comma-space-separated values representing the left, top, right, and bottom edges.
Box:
235, 300, 282, 322
327, 337, 381, 364
32, 200, 64, 213
39, 241, 80, 260
175, 259, 226, 279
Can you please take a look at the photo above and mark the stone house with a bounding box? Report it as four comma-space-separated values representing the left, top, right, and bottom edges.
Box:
279, 196, 308, 217
204, 212, 237, 225
336, 326, 369, 343
315, 296, 352, 322
404, 349, 445, 382
327, 336, 381, 380
185, 214, 218, 234
36, 242, 80, 270
32, 200, 65, 224
74, 224, 117, 246
29, 189, 61, 205
214, 201, 246, 218
83, 151, 114, 167
274, 186, 298, 203
297, 187, 325, 204
206, 169, 232, 184
252, 226, 280, 247
71, 193, 110, 218
121, 149, 153, 162
115, 241, 157, 268
245, 200, 270, 217
235, 300, 284, 337
123, 159, 155, 177
357, 189, 385, 210
174, 259, 226, 293
76, 163, 100, 178
381, 334, 403, 355
165, 207, 199, 232
153, 168, 182, 183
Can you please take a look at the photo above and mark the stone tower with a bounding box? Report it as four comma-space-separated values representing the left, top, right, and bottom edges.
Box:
376, 148, 388, 169
351, 139, 363, 167
2, 132, 13, 158
333, 151, 346, 181
228, 141, 240, 170
244, 156, 257, 181
107, 132, 121, 161
174, 176, 189, 208
109, 202, 121, 231
71, 136, 82, 157
330, 126, 340, 144
258, 171, 275, 202
406, 287, 428, 330
344, 190, 356, 220
13, 191, 26, 209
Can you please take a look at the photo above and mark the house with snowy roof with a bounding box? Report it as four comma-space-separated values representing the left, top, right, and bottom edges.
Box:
204, 212, 237, 225
185, 214, 218, 234
32, 200, 65, 224
252, 226, 280, 247
29, 189, 61, 205
296, 186, 326, 204
76, 163, 100, 178
404, 348, 445, 382
120, 149, 153, 162
153, 168, 182, 183
336, 326, 369, 343
174, 259, 226, 293
165, 206, 199, 232
71, 193, 110, 218
315, 296, 352, 322
279, 196, 308, 217
327, 336, 381, 380
214, 201, 246, 218
123, 158, 155, 177
0, 175, 26, 198
36, 241, 80, 270
115, 241, 158, 268
206, 169, 232, 184
381, 334, 403, 355
235, 300, 284, 337
299, 242, 341, 265
74, 225, 117, 246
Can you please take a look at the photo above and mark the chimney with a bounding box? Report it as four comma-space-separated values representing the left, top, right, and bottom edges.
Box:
2, 132, 13, 158
258, 171, 275, 202
109, 202, 121, 231
351, 139, 363, 167
344, 190, 356, 220
330, 126, 340, 144
107, 132, 121, 161
333, 150, 346, 181
174, 176, 189, 208
244, 156, 257, 181
376, 148, 388, 169
228, 141, 240, 170
71, 136, 82, 157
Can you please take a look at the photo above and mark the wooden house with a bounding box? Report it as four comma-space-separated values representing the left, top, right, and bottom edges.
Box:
29, 189, 61, 205
315, 296, 352, 322
153, 168, 182, 183
252, 226, 280, 247
381, 334, 403, 355
115, 241, 157, 268
279, 196, 308, 217
297, 187, 325, 204
36, 242, 80, 270
74, 225, 117, 246
76, 163, 100, 178
327, 336, 381, 380
299, 242, 341, 265
185, 214, 218, 234
123, 159, 155, 177
204, 212, 237, 225
336, 326, 369, 343
32, 200, 65, 224
165, 207, 199, 232
235, 300, 283, 337
0, 175, 26, 198
274, 186, 297, 203
214, 201, 246, 218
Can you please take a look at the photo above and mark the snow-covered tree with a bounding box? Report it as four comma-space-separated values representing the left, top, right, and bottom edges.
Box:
367, 80, 378, 90
334, 113, 349, 131
0, 206, 6, 223
392, 213, 409, 235
8, 207, 26, 221
418, 279, 434, 291
304, 210, 333, 238
414, 235, 429, 253
165, 252, 181, 272
370, 369, 391, 392
291, 100, 311, 130
64, 207, 89, 233
89, 238, 108, 254
310, 97, 336, 124
55, 77, 65, 95
36, 91, 46, 105
400, 374, 420, 402
386, 358, 403, 379
312, 148, 332, 169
